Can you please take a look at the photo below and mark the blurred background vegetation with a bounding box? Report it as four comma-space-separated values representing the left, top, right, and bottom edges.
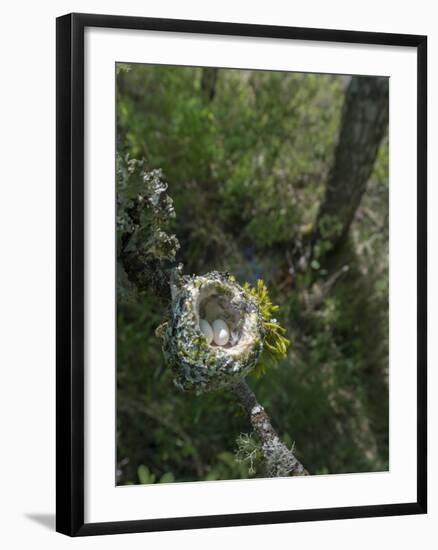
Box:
116, 64, 389, 485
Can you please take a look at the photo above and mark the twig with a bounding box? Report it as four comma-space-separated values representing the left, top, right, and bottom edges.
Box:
233, 380, 308, 477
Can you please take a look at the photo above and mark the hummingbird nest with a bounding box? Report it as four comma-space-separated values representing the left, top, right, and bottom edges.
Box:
161, 271, 265, 393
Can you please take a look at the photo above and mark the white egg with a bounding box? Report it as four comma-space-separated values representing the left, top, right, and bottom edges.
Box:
199, 319, 213, 344
212, 319, 230, 346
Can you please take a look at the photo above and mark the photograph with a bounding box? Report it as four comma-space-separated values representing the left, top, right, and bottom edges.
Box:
0, 1, 431, 545
115, 63, 390, 485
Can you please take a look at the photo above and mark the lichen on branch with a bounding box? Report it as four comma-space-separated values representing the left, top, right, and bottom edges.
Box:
233, 380, 307, 477
117, 154, 180, 300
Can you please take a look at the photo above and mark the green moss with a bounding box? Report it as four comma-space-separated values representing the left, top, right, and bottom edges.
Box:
243, 279, 290, 378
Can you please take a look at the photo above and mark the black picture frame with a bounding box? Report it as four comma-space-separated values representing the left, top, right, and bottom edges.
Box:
56, 12, 427, 537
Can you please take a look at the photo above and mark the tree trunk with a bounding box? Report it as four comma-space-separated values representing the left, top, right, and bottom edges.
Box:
312, 76, 389, 258
200, 67, 219, 102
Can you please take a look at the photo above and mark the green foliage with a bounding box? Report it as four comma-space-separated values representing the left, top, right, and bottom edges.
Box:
313, 214, 344, 258
204, 451, 249, 481
137, 464, 176, 485
137, 464, 156, 484
159, 472, 176, 483
244, 279, 290, 378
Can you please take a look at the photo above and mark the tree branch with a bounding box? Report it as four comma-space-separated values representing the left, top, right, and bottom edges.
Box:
117, 154, 308, 478
116, 158, 180, 302
233, 379, 308, 477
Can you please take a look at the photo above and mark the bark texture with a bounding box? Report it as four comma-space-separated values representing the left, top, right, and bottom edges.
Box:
201, 68, 219, 102
233, 380, 308, 477
313, 76, 389, 256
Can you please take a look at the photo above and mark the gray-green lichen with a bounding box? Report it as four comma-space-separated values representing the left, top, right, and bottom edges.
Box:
162, 271, 265, 393
263, 437, 301, 477
116, 154, 180, 300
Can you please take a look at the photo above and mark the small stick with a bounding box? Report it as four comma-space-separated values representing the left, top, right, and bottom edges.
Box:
233, 379, 308, 477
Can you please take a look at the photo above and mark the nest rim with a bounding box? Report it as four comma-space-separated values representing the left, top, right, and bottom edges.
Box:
163, 271, 265, 392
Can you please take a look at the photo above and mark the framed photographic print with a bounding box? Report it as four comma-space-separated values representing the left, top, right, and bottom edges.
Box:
56, 13, 427, 536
